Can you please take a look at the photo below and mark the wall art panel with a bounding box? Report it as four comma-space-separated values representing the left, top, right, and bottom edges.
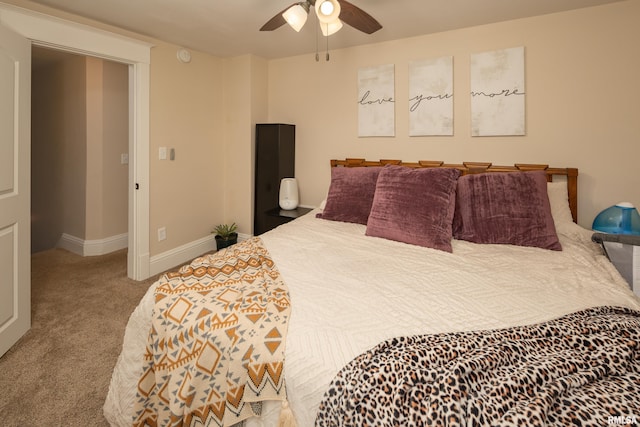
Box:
470, 46, 525, 136
358, 64, 395, 137
408, 57, 454, 136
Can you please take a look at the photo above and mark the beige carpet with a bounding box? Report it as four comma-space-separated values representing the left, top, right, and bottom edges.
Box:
0, 248, 162, 426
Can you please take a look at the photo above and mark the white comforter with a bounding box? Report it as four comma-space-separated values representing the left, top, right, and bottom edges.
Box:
104, 210, 640, 427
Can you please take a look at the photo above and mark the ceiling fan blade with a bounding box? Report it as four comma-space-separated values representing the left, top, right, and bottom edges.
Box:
338, 0, 382, 34
260, 4, 296, 31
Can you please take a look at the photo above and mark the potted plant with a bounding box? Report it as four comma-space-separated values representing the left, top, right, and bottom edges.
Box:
213, 223, 238, 250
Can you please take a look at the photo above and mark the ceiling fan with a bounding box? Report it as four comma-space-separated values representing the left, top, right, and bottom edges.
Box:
260, 0, 382, 36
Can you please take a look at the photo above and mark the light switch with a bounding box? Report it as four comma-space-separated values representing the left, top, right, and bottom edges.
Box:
170, 148, 175, 161
159, 147, 167, 160
121, 153, 129, 164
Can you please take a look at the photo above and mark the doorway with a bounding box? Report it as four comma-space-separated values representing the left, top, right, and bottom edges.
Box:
0, 3, 153, 280
31, 47, 129, 256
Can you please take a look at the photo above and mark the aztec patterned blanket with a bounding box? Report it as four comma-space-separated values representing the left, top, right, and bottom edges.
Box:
316, 306, 640, 427
133, 237, 292, 427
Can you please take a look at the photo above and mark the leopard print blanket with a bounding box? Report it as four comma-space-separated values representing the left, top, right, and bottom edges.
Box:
316, 306, 640, 426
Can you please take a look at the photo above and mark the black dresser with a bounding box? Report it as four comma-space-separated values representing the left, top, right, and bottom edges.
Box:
254, 124, 296, 235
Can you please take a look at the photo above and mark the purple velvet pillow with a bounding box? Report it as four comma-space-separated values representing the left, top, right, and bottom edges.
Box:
317, 166, 383, 224
365, 165, 461, 252
453, 171, 562, 250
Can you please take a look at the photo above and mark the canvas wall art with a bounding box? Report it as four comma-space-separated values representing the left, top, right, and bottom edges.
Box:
408, 56, 454, 136
470, 46, 525, 136
358, 64, 395, 137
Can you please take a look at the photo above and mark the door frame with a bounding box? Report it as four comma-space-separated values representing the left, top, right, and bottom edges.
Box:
0, 4, 152, 280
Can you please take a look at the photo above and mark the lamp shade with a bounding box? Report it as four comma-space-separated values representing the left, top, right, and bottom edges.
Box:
283, 4, 308, 32
315, 0, 341, 24
592, 202, 640, 235
279, 178, 299, 210
320, 19, 343, 36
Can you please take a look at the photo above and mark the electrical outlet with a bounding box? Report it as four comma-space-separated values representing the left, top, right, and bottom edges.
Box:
157, 227, 166, 241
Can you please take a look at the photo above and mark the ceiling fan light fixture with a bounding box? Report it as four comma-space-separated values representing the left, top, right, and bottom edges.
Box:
283, 3, 309, 32
319, 1, 334, 15
320, 19, 343, 36
315, 0, 341, 24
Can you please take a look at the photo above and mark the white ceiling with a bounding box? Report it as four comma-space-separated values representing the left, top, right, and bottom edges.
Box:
23, 0, 623, 59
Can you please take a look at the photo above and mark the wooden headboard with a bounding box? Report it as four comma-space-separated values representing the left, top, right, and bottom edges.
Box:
330, 159, 579, 223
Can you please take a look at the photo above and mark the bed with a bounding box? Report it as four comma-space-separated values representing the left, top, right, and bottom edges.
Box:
104, 159, 640, 427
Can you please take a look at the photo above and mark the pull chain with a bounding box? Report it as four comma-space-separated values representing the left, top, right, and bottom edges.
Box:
326, 24, 330, 61
315, 18, 320, 62
314, 19, 330, 62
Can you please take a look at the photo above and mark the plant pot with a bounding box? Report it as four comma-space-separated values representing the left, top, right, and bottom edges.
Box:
215, 232, 238, 251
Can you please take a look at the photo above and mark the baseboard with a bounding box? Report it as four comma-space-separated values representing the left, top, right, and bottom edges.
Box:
57, 233, 128, 256
57, 231, 253, 276
149, 234, 216, 276
148, 232, 253, 277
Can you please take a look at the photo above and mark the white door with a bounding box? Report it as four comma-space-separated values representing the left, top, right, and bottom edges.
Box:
0, 23, 31, 357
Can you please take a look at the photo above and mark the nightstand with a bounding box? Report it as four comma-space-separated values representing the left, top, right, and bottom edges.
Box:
256, 206, 313, 235
592, 232, 640, 296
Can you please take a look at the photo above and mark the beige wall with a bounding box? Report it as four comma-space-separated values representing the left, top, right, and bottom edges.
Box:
85, 57, 102, 240
100, 59, 129, 238
267, 0, 640, 228
85, 56, 129, 240
148, 42, 226, 255
148, 51, 268, 251
31, 53, 68, 252
60, 55, 88, 239
222, 55, 268, 235
32, 52, 89, 250
31, 50, 128, 252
